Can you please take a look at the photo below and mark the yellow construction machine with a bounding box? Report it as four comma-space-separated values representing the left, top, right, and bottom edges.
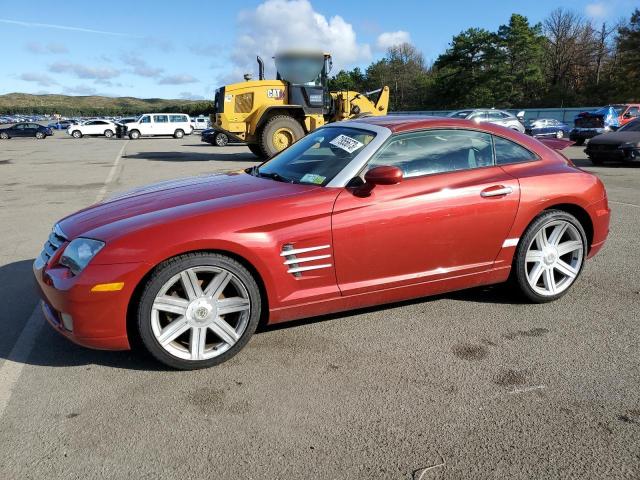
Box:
211, 52, 389, 157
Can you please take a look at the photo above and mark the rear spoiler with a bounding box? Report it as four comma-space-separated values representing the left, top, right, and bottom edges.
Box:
538, 138, 574, 151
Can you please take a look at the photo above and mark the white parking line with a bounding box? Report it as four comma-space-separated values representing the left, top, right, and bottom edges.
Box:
0, 141, 126, 419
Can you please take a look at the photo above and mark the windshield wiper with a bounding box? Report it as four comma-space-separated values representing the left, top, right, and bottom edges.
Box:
257, 171, 294, 183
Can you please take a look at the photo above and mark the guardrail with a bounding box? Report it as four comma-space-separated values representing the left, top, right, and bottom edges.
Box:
391, 107, 599, 127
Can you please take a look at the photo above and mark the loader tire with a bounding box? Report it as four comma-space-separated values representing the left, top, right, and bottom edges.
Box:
248, 143, 266, 159
260, 115, 305, 158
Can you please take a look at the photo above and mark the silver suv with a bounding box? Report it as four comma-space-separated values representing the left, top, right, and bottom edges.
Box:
447, 109, 525, 133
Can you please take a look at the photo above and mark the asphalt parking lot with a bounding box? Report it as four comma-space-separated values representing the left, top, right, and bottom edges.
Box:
0, 132, 639, 479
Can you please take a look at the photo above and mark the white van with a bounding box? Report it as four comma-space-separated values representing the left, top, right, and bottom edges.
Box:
191, 116, 210, 131
126, 113, 194, 139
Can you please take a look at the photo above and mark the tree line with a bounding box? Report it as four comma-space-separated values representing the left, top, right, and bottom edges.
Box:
329, 8, 640, 111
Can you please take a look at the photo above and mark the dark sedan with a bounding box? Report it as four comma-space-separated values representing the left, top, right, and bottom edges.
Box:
525, 118, 570, 139
585, 119, 640, 165
201, 128, 243, 147
0, 122, 53, 139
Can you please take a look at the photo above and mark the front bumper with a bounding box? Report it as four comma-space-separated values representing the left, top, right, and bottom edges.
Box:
585, 145, 640, 162
33, 259, 150, 350
570, 128, 605, 141
586, 196, 611, 259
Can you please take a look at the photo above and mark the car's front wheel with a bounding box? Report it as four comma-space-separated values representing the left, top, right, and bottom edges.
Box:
215, 132, 229, 147
137, 252, 262, 370
513, 210, 587, 303
0, 132, 9, 140
35, 131, 45, 139
72, 130, 82, 138
129, 129, 140, 139
104, 129, 114, 138
555, 130, 565, 139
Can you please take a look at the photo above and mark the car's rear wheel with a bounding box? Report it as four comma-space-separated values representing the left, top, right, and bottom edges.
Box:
215, 132, 229, 147
137, 252, 261, 370
129, 129, 140, 140
174, 129, 184, 139
555, 130, 564, 139
513, 210, 586, 303
574, 138, 585, 146
0, 132, 9, 140
104, 129, 114, 138
72, 130, 82, 138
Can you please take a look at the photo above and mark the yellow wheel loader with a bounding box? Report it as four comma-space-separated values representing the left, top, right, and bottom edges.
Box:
211, 52, 389, 158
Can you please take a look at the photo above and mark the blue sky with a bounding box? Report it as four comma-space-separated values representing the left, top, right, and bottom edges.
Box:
0, 0, 636, 99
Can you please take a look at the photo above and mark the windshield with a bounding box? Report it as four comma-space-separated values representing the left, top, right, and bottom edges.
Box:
275, 54, 325, 85
619, 119, 640, 132
448, 110, 471, 119
612, 104, 626, 116
252, 126, 375, 186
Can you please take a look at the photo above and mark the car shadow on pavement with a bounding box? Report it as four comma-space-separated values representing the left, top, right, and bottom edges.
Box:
3, 258, 521, 371
123, 151, 257, 162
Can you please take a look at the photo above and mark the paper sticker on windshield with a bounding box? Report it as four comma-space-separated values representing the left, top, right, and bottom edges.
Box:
329, 134, 364, 153
300, 173, 326, 185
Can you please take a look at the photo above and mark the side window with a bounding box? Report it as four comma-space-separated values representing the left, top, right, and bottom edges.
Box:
367, 129, 494, 178
95, 121, 107, 125
140, 116, 151, 124
487, 111, 503, 121
469, 111, 486, 121
15, 124, 25, 130
154, 115, 168, 123
169, 115, 186, 123
493, 136, 537, 165
627, 107, 639, 117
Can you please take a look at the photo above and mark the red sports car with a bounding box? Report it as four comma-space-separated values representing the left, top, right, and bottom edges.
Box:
33, 117, 610, 369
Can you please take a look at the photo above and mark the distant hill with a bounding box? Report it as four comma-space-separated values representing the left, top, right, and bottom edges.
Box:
0, 93, 214, 116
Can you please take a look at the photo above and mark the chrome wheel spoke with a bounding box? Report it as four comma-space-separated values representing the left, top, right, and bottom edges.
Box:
534, 228, 549, 249
190, 327, 207, 360
181, 269, 203, 300
555, 259, 577, 279
217, 297, 250, 316
528, 262, 544, 285
153, 296, 189, 315
209, 317, 240, 346
526, 250, 543, 263
158, 316, 189, 345
542, 268, 556, 294
548, 222, 568, 246
204, 271, 231, 299
557, 240, 583, 256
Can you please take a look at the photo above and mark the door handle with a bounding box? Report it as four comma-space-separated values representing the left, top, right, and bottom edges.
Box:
480, 186, 513, 198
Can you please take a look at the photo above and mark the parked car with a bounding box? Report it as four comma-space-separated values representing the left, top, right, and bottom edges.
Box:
191, 116, 210, 131
525, 118, 571, 139
67, 119, 117, 138
584, 118, 640, 165
33, 116, 610, 369
200, 128, 243, 146
447, 109, 525, 133
613, 103, 640, 126
570, 105, 622, 145
120, 113, 194, 139
48, 119, 79, 130
0, 122, 52, 139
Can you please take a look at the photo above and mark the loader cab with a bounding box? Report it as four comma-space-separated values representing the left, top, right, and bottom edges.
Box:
274, 52, 332, 115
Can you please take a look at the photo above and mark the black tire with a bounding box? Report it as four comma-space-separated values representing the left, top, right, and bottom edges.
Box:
512, 209, 587, 304
589, 156, 604, 165
0, 132, 9, 140
260, 115, 305, 158
129, 129, 140, 140
104, 129, 114, 138
248, 143, 266, 158
573, 138, 585, 146
72, 130, 82, 138
173, 129, 184, 139
214, 132, 229, 147
136, 252, 262, 370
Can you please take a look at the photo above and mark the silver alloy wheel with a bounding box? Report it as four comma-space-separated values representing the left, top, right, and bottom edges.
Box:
151, 266, 251, 361
525, 220, 584, 296
36, 132, 44, 139
72, 130, 81, 138
104, 129, 113, 138
556, 130, 564, 139
0, 132, 8, 139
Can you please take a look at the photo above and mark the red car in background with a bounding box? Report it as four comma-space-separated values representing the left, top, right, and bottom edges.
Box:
617, 103, 640, 125
33, 117, 610, 369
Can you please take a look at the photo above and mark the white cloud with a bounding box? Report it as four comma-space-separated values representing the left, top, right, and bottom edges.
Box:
64, 85, 97, 95
49, 61, 120, 80
228, 0, 371, 82
120, 53, 164, 78
19, 72, 59, 87
158, 74, 198, 85
179, 91, 205, 100
376, 30, 411, 50
585, 3, 608, 19
25, 42, 68, 54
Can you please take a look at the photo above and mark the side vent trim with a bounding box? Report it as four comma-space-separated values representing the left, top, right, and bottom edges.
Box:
281, 244, 332, 277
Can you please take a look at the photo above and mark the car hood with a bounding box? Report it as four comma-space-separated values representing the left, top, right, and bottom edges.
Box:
588, 131, 640, 146
58, 172, 316, 240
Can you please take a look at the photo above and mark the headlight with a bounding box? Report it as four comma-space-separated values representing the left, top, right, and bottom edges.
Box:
60, 238, 105, 275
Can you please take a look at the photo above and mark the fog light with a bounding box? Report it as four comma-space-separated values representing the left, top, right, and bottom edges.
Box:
60, 313, 74, 332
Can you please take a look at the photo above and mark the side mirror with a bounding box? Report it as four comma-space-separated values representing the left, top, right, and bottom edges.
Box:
355, 165, 403, 196
364, 165, 403, 186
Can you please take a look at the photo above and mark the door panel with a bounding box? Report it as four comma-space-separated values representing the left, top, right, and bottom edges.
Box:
332, 166, 520, 295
